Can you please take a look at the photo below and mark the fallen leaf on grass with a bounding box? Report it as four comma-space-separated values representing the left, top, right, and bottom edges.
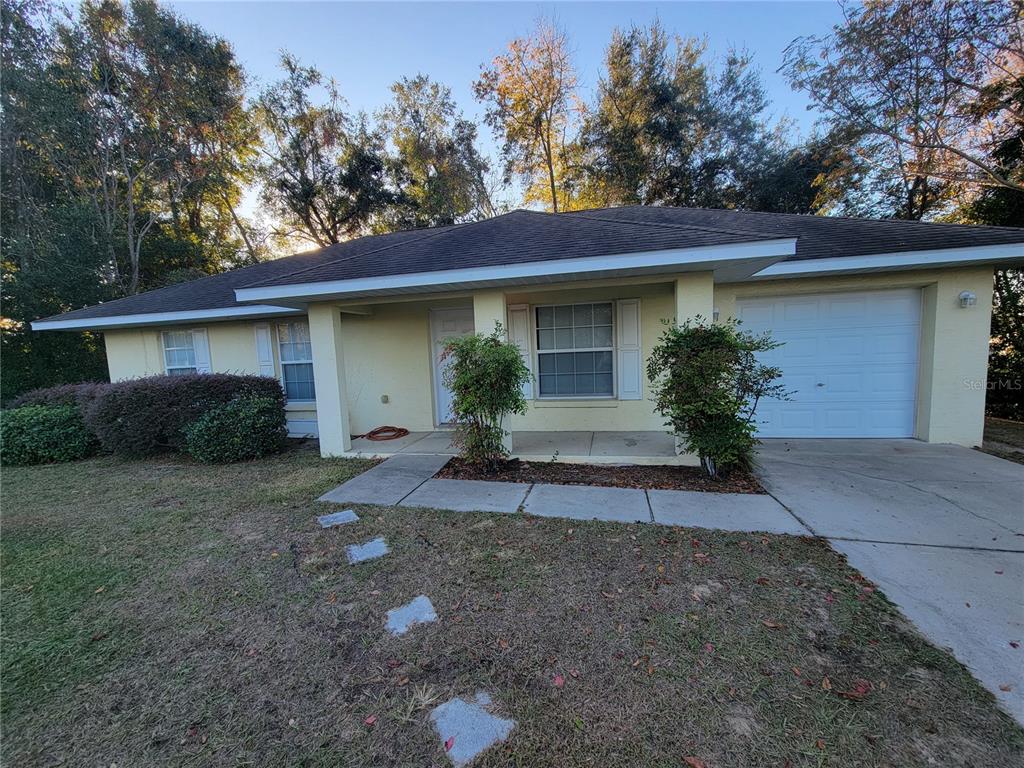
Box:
553, 674, 565, 688
816, 738, 826, 750
821, 676, 832, 691
363, 715, 377, 726
683, 757, 706, 768
445, 736, 455, 751
837, 679, 873, 700
94, 586, 105, 594
761, 619, 782, 629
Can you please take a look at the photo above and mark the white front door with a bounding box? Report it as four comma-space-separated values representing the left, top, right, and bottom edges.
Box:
737, 288, 921, 438
430, 308, 476, 425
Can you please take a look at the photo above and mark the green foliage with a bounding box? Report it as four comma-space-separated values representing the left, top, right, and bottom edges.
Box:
647, 319, 787, 478
84, 373, 285, 458
577, 22, 816, 213
0, 405, 94, 466
441, 324, 530, 467
377, 75, 495, 228
183, 396, 288, 463
256, 53, 399, 248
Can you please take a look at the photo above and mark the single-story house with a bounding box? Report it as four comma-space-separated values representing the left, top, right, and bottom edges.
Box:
33, 206, 1024, 460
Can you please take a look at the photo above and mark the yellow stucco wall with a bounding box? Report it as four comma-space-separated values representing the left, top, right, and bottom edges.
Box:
102, 264, 994, 449
102, 321, 318, 435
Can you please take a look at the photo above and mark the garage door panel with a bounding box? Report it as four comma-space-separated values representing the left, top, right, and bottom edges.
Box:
738, 289, 920, 438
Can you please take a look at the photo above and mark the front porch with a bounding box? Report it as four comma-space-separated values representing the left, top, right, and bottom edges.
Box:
345, 429, 683, 465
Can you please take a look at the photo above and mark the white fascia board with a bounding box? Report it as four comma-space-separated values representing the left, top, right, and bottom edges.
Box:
31, 304, 302, 331
233, 239, 797, 303
749, 242, 1024, 280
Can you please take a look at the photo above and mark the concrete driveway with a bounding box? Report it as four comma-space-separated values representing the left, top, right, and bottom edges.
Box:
756, 439, 1024, 722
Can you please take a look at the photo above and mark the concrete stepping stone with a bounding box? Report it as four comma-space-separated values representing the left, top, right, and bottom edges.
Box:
317, 509, 359, 528
430, 691, 515, 767
385, 594, 437, 635
346, 537, 389, 564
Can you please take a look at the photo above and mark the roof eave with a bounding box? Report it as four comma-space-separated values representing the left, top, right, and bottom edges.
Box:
233, 239, 798, 305
742, 242, 1024, 281
31, 304, 302, 332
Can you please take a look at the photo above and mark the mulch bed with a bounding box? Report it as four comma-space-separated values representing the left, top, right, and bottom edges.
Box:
436, 457, 765, 494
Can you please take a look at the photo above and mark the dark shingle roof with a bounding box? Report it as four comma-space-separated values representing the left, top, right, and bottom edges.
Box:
242, 209, 782, 289
36, 205, 1024, 325
39, 227, 453, 323
570, 206, 1024, 262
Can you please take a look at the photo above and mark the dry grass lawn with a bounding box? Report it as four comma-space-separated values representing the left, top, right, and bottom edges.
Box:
2, 447, 1022, 767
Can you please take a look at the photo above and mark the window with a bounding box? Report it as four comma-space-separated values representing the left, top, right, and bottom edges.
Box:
278, 320, 315, 400
162, 330, 197, 375
536, 302, 614, 397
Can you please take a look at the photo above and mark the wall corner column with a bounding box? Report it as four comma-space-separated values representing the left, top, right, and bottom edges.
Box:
674, 271, 715, 326
472, 289, 507, 337
308, 303, 352, 456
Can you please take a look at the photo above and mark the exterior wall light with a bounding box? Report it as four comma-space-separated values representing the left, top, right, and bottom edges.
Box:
959, 290, 977, 308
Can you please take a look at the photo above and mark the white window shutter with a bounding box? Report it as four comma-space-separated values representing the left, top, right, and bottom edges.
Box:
616, 299, 641, 400
191, 328, 212, 373
506, 304, 534, 399
253, 323, 275, 377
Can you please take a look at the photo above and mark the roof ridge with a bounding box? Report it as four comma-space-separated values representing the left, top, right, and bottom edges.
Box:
562, 210, 781, 240
677, 205, 1024, 232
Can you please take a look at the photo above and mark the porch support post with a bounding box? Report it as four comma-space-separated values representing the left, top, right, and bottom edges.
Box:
307, 302, 352, 457
674, 271, 715, 326
472, 289, 507, 337
471, 289, 513, 452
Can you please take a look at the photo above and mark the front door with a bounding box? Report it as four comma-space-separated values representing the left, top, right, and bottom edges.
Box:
430, 308, 475, 425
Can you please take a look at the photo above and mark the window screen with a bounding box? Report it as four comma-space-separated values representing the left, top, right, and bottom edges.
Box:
536, 303, 614, 397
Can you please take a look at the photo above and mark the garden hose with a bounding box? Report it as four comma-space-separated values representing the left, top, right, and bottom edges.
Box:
352, 425, 410, 441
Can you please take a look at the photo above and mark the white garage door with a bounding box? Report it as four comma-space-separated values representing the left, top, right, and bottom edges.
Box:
737, 288, 921, 438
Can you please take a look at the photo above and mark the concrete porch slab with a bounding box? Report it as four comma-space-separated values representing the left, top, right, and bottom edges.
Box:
349, 431, 431, 454
399, 431, 458, 454
401, 479, 530, 514
648, 490, 809, 535
523, 483, 651, 523
590, 430, 675, 457
318, 453, 451, 506
512, 431, 593, 457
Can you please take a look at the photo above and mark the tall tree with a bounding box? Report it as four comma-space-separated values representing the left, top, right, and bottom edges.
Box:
257, 53, 398, 247
378, 75, 495, 228
580, 23, 812, 212
783, 0, 1022, 219
1, 0, 260, 399
474, 19, 578, 212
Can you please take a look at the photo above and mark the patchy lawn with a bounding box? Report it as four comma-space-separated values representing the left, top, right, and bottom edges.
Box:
982, 416, 1024, 465
437, 457, 764, 493
2, 449, 1021, 767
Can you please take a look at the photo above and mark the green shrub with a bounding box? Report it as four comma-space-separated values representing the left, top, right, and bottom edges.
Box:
647, 318, 787, 478
442, 323, 530, 468
84, 373, 285, 458
183, 396, 288, 463
0, 405, 95, 466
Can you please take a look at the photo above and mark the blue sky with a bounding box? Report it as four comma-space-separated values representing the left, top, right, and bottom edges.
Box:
170, 1, 846, 210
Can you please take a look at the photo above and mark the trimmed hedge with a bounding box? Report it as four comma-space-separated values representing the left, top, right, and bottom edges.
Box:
184, 396, 288, 463
1, 405, 95, 465
84, 373, 286, 458
9, 381, 110, 411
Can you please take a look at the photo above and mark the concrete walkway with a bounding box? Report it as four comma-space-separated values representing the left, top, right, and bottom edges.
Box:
319, 454, 810, 535
345, 430, 686, 465
757, 439, 1024, 723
